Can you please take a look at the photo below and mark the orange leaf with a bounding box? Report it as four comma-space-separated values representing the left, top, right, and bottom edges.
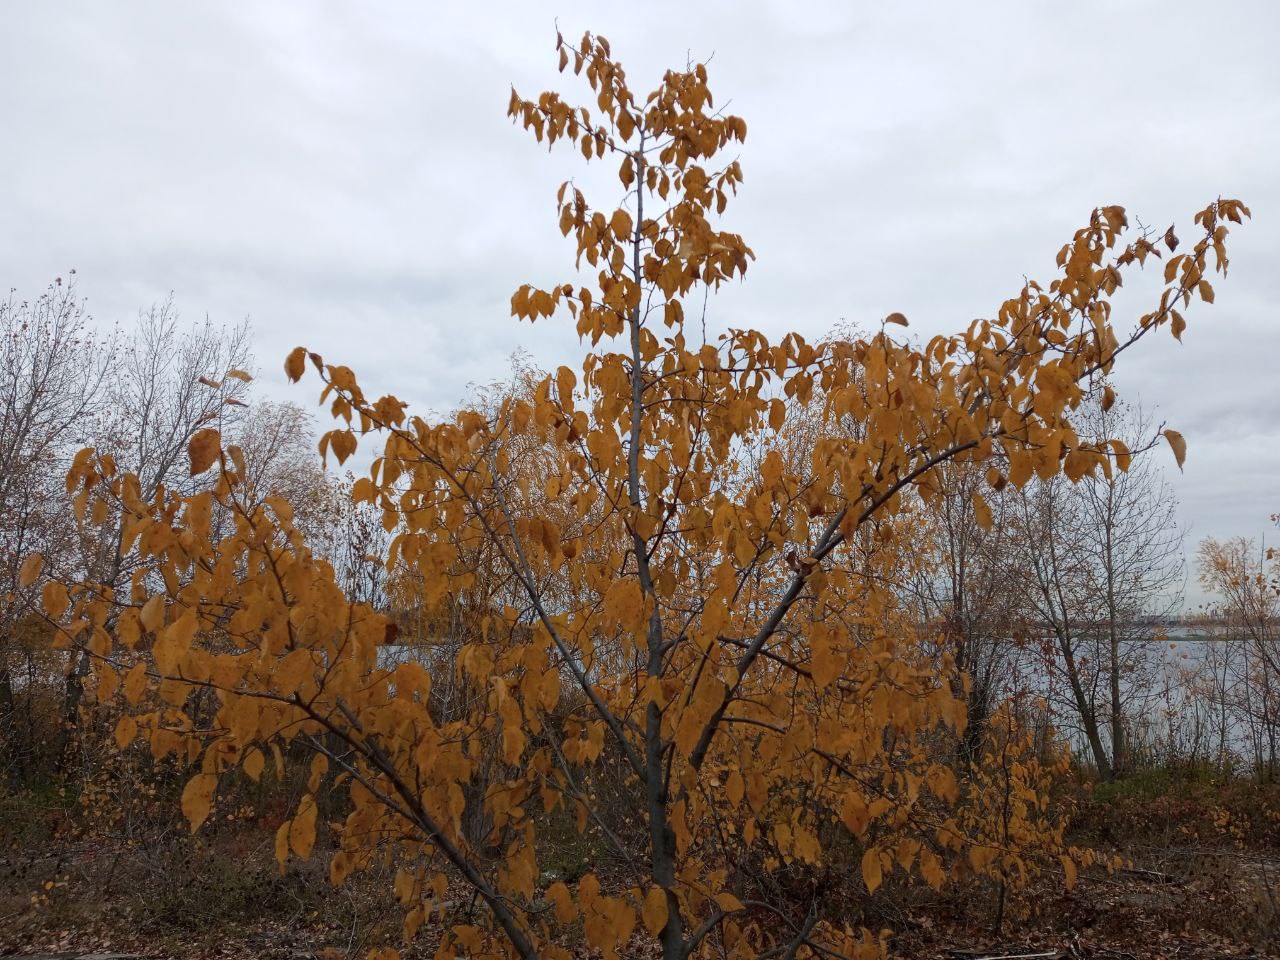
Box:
243, 748, 265, 783
188, 428, 221, 476
42, 581, 69, 619
862, 848, 883, 893
290, 794, 318, 859
284, 346, 308, 382
1162, 429, 1186, 470
641, 885, 668, 936
113, 715, 137, 750
181, 773, 217, 833
18, 552, 43, 588
971, 492, 993, 531
714, 891, 744, 912
725, 769, 744, 807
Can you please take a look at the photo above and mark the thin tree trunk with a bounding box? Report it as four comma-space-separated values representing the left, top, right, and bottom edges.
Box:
1059, 629, 1113, 781
625, 138, 684, 960
55, 649, 91, 769
1104, 518, 1124, 778
0, 659, 22, 785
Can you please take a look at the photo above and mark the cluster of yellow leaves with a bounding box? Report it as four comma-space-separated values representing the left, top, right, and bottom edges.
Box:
39, 28, 1245, 960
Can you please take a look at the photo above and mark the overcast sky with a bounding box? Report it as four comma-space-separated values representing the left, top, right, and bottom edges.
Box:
2, 2, 1276, 603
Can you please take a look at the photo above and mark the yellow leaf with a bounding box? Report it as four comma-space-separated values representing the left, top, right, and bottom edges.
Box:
276, 648, 315, 695
894, 838, 918, 871
546, 880, 576, 924
140, 594, 165, 633
123, 662, 149, 705
1162, 429, 1186, 471
117, 610, 141, 649
271, 743, 285, 780
113, 715, 137, 749
154, 609, 198, 676
290, 794, 318, 859
308, 754, 328, 793
555, 365, 576, 405
331, 851, 354, 887
714, 892, 744, 912
285, 346, 307, 382
96, 664, 119, 702
768, 397, 785, 431
641, 885, 668, 936
225, 368, 253, 382
1061, 854, 1078, 890
609, 209, 633, 240
150, 726, 180, 761
1008, 452, 1032, 489
42, 581, 69, 619
243, 748, 265, 782
841, 789, 869, 835
325, 429, 358, 466
188, 428, 221, 476
19, 553, 43, 588
920, 848, 946, 891
861, 847, 883, 893
1110, 438, 1132, 472
394, 866, 414, 904
968, 844, 997, 873
725, 769, 744, 807
884, 312, 909, 327
181, 773, 217, 833
971, 491, 992, 531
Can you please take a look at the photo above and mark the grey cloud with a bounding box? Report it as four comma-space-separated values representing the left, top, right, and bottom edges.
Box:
2, 0, 1276, 597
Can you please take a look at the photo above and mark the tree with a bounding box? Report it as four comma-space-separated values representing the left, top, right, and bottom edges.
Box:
54, 301, 253, 767
908, 459, 1028, 763
1011, 398, 1183, 780
1073, 401, 1183, 777
45, 31, 1246, 960
0, 275, 112, 781
231, 399, 333, 545
1198, 534, 1280, 779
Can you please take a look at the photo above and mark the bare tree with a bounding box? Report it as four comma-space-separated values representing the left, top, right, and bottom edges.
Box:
1198, 534, 1280, 779
1012, 398, 1183, 780
58, 301, 253, 762
0, 278, 109, 482
908, 460, 1028, 761
100, 301, 252, 501
0, 275, 113, 781
228, 398, 333, 539
1076, 401, 1184, 776
1012, 475, 1114, 775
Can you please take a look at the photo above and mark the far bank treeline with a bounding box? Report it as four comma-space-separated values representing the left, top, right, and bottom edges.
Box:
3, 28, 1261, 960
